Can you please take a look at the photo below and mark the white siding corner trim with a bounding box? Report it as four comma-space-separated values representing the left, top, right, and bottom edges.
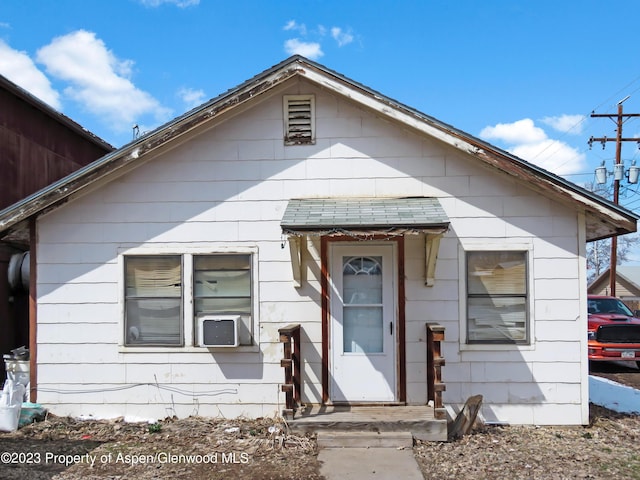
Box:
577, 211, 589, 425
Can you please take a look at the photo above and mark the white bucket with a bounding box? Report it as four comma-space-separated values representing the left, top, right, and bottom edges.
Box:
0, 404, 20, 432
0, 380, 25, 432
5, 360, 29, 387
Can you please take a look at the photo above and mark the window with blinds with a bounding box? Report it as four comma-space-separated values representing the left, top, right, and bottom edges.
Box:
283, 94, 315, 145
123, 253, 255, 347
194, 254, 253, 346
125, 255, 182, 346
466, 251, 528, 344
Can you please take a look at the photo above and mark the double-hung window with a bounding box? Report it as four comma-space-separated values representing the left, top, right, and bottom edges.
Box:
124, 253, 254, 347
125, 255, 183, 346
194, 254, 252, 344
466, 251, 529, 344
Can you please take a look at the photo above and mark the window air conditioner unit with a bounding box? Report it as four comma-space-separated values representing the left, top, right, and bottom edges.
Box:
198, 315, 240, 347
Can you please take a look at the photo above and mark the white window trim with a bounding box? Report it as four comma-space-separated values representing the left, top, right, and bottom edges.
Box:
117, 245, 260, 353
458, 240, 535, 352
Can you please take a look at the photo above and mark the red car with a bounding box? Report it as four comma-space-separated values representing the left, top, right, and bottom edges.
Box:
588, 295, 640, 367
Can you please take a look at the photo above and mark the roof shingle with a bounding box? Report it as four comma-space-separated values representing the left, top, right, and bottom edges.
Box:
281, 197, 449, 230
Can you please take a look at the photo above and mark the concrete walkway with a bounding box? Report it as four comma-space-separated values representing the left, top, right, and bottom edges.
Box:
316, 375, 638, 479
317, 431, 424, 480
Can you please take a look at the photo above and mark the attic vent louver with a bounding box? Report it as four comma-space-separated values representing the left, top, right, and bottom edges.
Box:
284, 95, 315, 145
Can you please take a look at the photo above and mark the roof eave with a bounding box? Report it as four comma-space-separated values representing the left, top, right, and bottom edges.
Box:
296, 61, 638, 241
0, 74, 114, 151
0, 55, 636, 241
0, 60, 305, 235
282, 223, 451, 231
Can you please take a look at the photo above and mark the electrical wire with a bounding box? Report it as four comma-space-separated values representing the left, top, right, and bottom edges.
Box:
529, 73, 640, 173
37, 383, 238, 397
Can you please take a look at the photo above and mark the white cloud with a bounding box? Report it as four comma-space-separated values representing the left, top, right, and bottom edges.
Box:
139, 0, 199, 7
510, 139, 586, 176
480, 118, 586, 176
541, 114, 586, 135
284, 39, 323, 60
331, 27, 353, 47
0, 40, 61, 109
283, 21, 355, 58
283, 20, 307, 36
480, 118, 546, 144
36, 30, 171, 133
178, 87, 206, 109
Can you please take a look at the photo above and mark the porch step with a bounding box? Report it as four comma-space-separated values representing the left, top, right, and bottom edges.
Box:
288, 405, 449, 442
317, 431, 413, 448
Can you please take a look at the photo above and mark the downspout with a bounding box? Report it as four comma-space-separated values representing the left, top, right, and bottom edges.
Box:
28, 217, 37, 403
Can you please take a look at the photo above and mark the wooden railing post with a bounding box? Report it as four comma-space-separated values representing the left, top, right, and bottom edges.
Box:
426, 322, 446, 419
278, 324, 301, 419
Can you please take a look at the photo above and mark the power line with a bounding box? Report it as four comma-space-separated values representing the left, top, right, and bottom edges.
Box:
533, 74, 640, 171
588, 98, 640, 296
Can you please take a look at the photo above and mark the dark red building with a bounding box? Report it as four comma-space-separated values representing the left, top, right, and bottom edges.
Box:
0, 74, 113, 378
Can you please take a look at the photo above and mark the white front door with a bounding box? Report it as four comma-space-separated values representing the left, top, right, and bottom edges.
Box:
329, 243, 397, 402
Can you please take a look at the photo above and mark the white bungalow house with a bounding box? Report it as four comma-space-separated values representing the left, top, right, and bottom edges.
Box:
0, 56, 636, 435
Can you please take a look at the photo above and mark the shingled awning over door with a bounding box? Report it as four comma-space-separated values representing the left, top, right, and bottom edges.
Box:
280, 197, 450, 287
280, 197, 449, 237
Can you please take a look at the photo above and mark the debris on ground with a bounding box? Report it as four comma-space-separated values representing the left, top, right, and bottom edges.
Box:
0, 404, 638, 479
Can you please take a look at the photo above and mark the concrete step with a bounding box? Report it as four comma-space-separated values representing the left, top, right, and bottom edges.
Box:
317, 430, 414, 448
288, 405, 449, 441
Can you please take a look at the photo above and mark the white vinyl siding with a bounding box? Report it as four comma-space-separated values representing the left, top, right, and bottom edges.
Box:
35, 80, 587, 424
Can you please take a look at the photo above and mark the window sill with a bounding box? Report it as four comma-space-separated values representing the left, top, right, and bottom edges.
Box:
118, 345, 260, 354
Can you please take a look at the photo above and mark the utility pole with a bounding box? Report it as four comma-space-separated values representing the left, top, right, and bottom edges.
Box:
588, 97, 640, 296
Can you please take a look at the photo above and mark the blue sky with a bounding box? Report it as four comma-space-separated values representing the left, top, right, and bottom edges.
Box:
2, 0, 640, 216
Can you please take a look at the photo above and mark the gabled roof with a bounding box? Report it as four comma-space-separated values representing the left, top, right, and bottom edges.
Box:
589, 266, 640, 296
618, 266, 640, 289
0, 55, 636, 244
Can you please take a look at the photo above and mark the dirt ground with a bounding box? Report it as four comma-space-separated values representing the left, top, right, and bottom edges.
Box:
1, 360, 639, 480
414, 404, 640, 479
0, 416, 322, 480
589, 359, 640, 389
0, 403, 638, 480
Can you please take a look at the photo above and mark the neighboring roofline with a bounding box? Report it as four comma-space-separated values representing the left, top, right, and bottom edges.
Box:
0, 55, 636, 240
0, 74, 114, 152
621, 273, 640, 293
588, 269, 614, 292
589, 266, 640, 293
617, 267, 640, 292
